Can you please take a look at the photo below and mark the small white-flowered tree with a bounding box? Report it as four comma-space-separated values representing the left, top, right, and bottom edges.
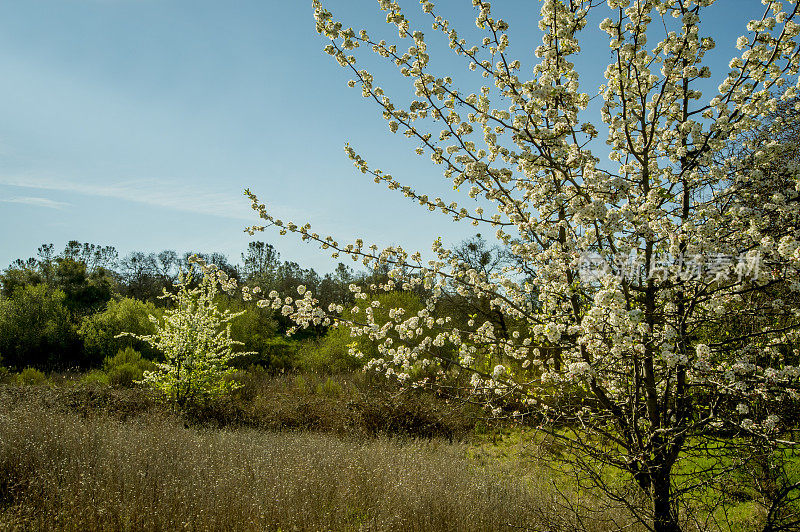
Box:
246, 1, 800, 530
124, 264, 248, 408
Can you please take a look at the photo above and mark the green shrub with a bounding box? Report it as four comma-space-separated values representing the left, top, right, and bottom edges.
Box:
0, 285, 78, 369
298, 335, 362, 374
103, 347, 155, 388
108, 364, 141, 387
16, 367, 48, 386
233, 336, 300, 373
80, 370, 110, 386
103, 346, 145, 370
217, 295, 287, 370
315, 377, 343, 397
78, 298, 160, 366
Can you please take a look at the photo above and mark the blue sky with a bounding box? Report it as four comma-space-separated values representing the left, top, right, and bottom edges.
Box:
0, 0, 773, 273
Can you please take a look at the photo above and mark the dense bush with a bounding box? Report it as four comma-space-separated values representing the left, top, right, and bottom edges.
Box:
15, 368, 48, 386
0, 285, 79, 369
217, 295, 302, 372
79, 369, 110, 386
297, 334, 362, 374
103, 347, 155, 387
78, 297, 160, 365
244, 336, 301, 372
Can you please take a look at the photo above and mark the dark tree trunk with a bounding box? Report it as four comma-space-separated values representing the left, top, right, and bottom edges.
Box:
652, 468, 681, 532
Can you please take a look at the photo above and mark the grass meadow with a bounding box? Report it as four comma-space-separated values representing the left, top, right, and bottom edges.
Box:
0, 381, 641, 531
0, 376, 790, 531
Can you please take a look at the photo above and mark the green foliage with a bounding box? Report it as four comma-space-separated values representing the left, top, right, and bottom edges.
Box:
103, 346, 147, 370
315, 377, 343, 397
298, 335, 362, 374
216, 294, 294, 371
0, 284, 78, 369
0, 241, 368, 373
0, 264, 43, 297
125, 269, 253, 408
53, 258, 114, 316
108, 365, 140, 388
252, 336, 301, 372
104, 347, 155, 387
16, 367, 48, 386
79, 298, 160, 366
80, 369, 110, 387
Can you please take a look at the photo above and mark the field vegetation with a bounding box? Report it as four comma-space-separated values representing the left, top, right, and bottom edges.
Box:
1, 233, 799, 530
4, 0, 800, 523
0, 370, 795, 531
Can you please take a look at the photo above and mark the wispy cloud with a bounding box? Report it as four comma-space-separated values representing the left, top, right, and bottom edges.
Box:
1, 195, 70, 209
0, 175, 261, 221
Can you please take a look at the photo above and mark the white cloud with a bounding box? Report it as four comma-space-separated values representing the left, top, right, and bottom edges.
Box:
0, 195, 70, 209
0, 175, 260, 221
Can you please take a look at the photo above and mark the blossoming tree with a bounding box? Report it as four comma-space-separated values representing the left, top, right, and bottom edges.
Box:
125, 265, 247, 408
245, 1, 800, 529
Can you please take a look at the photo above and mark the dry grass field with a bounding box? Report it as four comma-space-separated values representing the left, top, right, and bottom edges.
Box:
0, 385, 639, 531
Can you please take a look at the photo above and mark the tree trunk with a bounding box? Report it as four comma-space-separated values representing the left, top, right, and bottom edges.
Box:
652, 468, 681, 532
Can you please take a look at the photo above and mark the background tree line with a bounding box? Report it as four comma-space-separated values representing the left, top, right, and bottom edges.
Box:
0, 237, 507, 374
0, 240, 350, 371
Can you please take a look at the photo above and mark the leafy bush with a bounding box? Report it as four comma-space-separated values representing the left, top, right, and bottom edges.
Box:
108, 365, 140, 388
80, 370, 110, 387
0, 285, 78, 369
103, 346, 145, 369
103, 347, 155, 387
217, 295, 286, 366
16, 368, 48, 386
78, 298, 160, 366
233, 335, 300, 373
298, 335, 362, 374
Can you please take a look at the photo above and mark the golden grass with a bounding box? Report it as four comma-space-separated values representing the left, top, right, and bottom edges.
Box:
0, 395, 638, 531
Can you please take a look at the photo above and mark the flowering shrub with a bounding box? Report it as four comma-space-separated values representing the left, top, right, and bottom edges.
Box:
245, 1, 800, 530
122, 265, 251, 408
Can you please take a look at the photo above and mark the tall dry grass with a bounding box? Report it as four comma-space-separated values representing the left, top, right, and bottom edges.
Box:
0, 397, 638, 531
